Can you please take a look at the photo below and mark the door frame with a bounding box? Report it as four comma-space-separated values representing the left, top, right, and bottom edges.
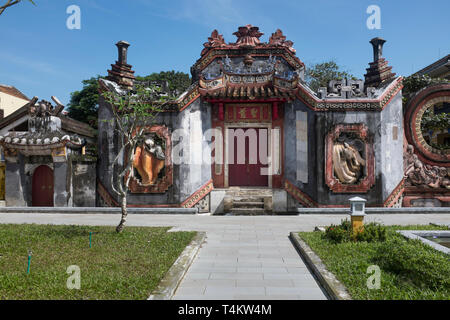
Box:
32, 164, 54, 207
224, 122, 273, 188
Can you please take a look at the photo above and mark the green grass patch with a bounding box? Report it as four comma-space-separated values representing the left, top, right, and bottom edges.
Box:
0, 224, 196, 300
299, 224, 450, 300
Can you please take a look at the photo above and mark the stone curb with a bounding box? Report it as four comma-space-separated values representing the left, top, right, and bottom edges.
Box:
397, 230, 450, 255
148, 231, 206, 300
297, 208, 450, 214
0, 207, 198, 214
289, 232, 352, 300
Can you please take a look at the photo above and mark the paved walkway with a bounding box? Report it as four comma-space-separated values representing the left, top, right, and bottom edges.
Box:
1, 213, 449, 300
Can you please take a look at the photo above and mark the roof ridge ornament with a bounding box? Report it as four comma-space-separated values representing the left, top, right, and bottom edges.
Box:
233, 24, 263, 47
201, 30, 226, 56
269, 29, 296, 53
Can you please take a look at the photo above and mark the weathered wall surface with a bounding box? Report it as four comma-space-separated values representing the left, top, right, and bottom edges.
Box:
72, 160, 97, 207
5, 155, 27, 206
379, 91, 404, 200
97, 97, 212, 207
284, 92, 404, 207
284, 100, 317, 200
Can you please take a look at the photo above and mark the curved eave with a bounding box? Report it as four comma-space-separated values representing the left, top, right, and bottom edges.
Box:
193, 45, 305, 73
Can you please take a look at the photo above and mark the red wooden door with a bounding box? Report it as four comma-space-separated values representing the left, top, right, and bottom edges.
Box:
32, 165, 54, 207
228, 128, 268, 187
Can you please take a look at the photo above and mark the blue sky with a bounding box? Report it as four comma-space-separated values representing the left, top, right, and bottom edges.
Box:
1, 0, 449, 105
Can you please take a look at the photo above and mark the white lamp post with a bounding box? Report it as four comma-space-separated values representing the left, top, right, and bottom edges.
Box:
349, 197, 367, 234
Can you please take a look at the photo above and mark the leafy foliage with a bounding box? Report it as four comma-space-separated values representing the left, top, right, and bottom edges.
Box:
374, 237, 450, 291
403, 74, 450, 150
421, 107, 450, 133
68, 71, 190, 127
102, 84, 167, 232
299, 224, 450, 299
67, 77, 100, 129
323, 219, 387, 243
305, 60, 357, 92
402, 74, 446, 99
136, 71, 191, 98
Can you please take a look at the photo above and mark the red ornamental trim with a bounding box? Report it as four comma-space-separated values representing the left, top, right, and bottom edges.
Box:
404, 85, 450, 166
181, 180, 214, 208
97, 179, 119, 207
127, 125, 173, 194
325, 124, 375, 194
383, 178, 405, 207
284, 180, 317, 208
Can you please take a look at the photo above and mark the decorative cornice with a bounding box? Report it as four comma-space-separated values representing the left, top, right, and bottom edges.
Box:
295, 77, 403, 111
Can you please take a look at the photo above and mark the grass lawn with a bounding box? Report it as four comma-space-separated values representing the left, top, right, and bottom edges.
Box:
299, 224, 450, 300
0, 224, 196, 300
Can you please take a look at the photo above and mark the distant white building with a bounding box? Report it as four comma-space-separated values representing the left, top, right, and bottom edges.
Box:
0, 84, 30, 119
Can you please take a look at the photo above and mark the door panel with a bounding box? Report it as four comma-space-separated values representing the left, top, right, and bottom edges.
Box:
32, 165, 54, 207
228, 128, 268, 187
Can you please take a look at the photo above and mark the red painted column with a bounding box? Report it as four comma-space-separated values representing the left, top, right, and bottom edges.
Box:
272, 102, 279, 121
218, 103, 224, 121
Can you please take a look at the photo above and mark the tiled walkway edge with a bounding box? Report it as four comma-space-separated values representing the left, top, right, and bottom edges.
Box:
289, 232, 352, 300
148, 232, 206, 300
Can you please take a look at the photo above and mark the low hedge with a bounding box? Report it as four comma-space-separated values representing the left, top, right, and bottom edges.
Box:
374, 237, 450, 291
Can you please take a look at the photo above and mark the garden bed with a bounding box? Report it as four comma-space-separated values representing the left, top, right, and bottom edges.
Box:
298, 224, 450, 300
0, 224, 196, 299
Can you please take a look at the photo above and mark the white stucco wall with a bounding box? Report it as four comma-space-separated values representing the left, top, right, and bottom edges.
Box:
0, 92, 29, 118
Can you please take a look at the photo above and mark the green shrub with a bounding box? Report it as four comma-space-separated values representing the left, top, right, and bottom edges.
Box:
355, 223, 387, 243
374, 238, 450, 291
323, 220, 387, 244
323, 224, 350, 243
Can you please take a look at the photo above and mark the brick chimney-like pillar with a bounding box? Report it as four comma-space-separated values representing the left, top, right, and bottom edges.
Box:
364, 37, 396, 88
107, 40, 135, 90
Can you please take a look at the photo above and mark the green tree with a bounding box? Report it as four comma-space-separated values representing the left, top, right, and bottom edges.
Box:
0, 0, 34, 15
67, 77, 101, 129
102, 84, 168, 233
136, 71, 191, 97
68, 71, 191, 128
306, 60, 357, 92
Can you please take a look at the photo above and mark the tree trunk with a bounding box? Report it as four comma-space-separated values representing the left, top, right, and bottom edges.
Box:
116, 194, 128, 233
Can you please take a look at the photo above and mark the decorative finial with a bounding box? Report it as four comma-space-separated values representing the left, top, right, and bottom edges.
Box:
233, 25, 263, 47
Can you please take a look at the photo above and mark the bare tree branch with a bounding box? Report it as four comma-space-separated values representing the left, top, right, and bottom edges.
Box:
0, 0, 34, 16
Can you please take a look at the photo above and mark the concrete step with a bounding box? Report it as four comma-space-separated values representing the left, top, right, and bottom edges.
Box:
230, 208, 268, 215
233, 201, 265, 208
233, 197, 265, 203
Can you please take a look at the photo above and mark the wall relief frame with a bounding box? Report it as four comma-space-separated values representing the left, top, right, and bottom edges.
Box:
126, 125, 173, 194
325, 124, 375, 193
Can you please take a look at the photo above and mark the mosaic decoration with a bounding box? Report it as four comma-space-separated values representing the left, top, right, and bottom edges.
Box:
284, 180, 317, 208
181, 180, 214, 208
404, 84, 450, 166
383, 178, 405, 207
97, 179, 119, 207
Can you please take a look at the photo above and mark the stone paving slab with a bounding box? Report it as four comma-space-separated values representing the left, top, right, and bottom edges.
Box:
1, 213, 449, 300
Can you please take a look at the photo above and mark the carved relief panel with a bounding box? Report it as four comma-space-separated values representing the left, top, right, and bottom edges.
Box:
127, 125, 173, 194
325, 124, 375, 193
